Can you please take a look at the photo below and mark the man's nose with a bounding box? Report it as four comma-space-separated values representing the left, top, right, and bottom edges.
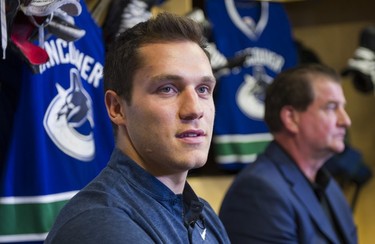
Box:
338, 108, 351, 128
179, 88, 204, 121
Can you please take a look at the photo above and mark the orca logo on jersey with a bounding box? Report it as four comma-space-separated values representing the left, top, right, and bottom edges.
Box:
43, 68, 95, 161
236, 65, 273, 120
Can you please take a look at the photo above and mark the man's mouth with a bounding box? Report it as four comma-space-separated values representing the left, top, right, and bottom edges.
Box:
176, 130, 205, 138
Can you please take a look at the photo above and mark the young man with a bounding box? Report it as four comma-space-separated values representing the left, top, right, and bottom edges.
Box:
219, 64, 358, 244
45, 12, 230, 243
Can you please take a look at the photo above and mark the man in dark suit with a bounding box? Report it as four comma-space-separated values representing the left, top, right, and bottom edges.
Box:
219, 63, 358, 244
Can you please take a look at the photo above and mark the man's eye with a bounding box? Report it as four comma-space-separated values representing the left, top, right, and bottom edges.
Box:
197, 86, 210, 94
324, 102, 340, 112
159, 86, 174, 93
326, 103, 337, 110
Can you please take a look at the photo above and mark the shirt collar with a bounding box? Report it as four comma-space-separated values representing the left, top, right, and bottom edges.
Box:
109, 148, 204, 218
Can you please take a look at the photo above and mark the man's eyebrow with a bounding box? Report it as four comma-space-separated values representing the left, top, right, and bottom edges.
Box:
149, 74, 182, 83
150, 74, 216, 84
201, 76, 217, 85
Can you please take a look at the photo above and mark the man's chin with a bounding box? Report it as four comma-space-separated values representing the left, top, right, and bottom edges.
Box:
193, 161, 207, 170
187, 157, 208, 170
332, 143, 346, 154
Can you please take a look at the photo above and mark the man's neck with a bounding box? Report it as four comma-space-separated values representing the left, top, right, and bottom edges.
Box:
156, 172, 188, 194
275, 136, 327, 182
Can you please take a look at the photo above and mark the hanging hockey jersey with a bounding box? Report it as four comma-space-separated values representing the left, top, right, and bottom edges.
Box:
0, 3, 114, 243
205, 0, 297, 171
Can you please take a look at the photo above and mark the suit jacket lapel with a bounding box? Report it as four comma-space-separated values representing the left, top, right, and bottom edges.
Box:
266, 142, 340, 243
325, 181, 355, 243
291, 176, 339, 243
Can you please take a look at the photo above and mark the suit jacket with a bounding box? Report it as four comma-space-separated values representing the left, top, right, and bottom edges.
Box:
219, 141, 358, 244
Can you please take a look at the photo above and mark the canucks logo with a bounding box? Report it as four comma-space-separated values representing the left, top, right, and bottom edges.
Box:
43, 68, 95, 161
236, 65, 273, 120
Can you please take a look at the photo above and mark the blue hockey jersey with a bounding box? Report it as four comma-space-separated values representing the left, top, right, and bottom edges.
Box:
0, 3, 114, 243
205, 0, 298, 170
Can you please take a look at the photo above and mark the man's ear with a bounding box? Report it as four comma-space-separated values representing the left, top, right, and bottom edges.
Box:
105, 90, 126, 126
280, 105, 299, 134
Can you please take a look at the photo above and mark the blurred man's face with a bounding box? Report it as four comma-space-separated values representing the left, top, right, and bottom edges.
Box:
297, 77, 351, 157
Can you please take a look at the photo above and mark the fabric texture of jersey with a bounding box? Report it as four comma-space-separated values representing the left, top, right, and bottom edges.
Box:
219, 141, 358, 244
0, 3, 114, 243
205, 0, 298, 171
45, 148, 230, 244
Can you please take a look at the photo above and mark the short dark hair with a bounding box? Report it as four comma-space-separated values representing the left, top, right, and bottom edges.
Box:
103, 12, 209, 104
264, 63, 341, 133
